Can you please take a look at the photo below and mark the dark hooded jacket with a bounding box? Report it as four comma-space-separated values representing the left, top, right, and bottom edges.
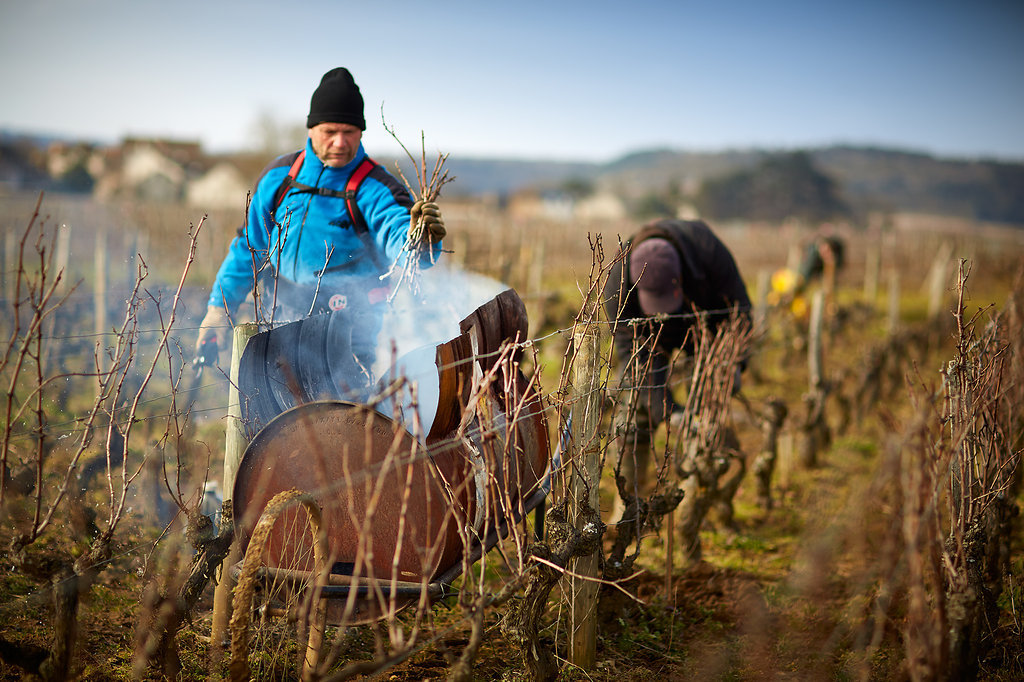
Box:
603, 218, 752, 363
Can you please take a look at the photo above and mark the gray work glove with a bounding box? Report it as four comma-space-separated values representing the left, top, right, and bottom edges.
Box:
410, 200, 446, 241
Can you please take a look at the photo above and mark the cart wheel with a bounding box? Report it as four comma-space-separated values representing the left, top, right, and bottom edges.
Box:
229, 489, 329, 682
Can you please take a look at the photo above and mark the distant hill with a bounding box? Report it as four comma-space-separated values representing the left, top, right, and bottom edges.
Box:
381, 148, 764, 199
384, 145, 1024, 225
4, 128, 1023, 226
378, 155, 598, 198
811, 146, 1024, 225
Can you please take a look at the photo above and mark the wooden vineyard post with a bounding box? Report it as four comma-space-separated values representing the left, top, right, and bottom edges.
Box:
210, 322, 259, 663
753, 268, 771, 331
1, 230, 10, 303
93, 224, 107, 345
38, 224, 72, 377
568, 322, 603, 671
888, 270, 901, 334
808, 289, 824, 392
799, 290, 828, 468
746, 268, 772, 382
926, 242, 952, 320
822, 246, 837, 315
528, 241, 548, 332
863, 244, 880, 305
665, 509, 675, 597
55, 223, 71, 294
529, 240, 546, 302
3, 228, 18, 304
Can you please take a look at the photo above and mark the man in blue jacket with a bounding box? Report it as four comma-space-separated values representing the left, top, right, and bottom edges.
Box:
195, 67, 444, 372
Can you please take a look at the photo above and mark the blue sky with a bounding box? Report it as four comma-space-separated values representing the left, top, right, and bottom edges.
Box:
1, 0, 1022, 162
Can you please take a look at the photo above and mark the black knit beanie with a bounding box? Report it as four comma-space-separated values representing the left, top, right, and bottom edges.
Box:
306, 67, 366, 130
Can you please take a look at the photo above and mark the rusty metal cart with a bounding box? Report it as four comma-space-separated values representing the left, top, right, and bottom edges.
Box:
226, 290, 551, 680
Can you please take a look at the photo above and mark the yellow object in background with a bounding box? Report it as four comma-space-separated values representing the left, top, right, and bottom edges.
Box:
770, 268, 800, 296
767, 268, 809, 320
789, 294, 809, 319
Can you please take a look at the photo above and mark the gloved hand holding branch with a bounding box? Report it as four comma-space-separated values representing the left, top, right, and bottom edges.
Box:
382, 124, 454, 298
409, 199, 446, 243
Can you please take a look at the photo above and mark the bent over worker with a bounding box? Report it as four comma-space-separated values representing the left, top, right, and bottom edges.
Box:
195, 67, 445, 376
603, 218, 752, 506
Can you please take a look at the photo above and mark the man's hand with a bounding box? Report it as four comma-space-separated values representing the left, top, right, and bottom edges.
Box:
410, 200, 446, 241
194, 306, 230, 368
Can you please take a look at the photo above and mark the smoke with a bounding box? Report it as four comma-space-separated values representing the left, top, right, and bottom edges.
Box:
374, 263, 510, 440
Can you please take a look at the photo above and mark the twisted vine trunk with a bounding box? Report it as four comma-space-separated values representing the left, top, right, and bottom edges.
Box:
499, 502, 603, 682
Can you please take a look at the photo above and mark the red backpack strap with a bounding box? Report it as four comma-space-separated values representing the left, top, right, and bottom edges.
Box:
343, 157, 387, 271
343, 157, 378, 235
272, 149, 306, 213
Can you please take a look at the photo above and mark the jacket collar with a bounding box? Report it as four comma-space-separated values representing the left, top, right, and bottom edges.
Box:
302, 139, 368, 178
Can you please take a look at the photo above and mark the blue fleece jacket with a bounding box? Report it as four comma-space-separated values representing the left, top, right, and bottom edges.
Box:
208, 139, 440, 312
